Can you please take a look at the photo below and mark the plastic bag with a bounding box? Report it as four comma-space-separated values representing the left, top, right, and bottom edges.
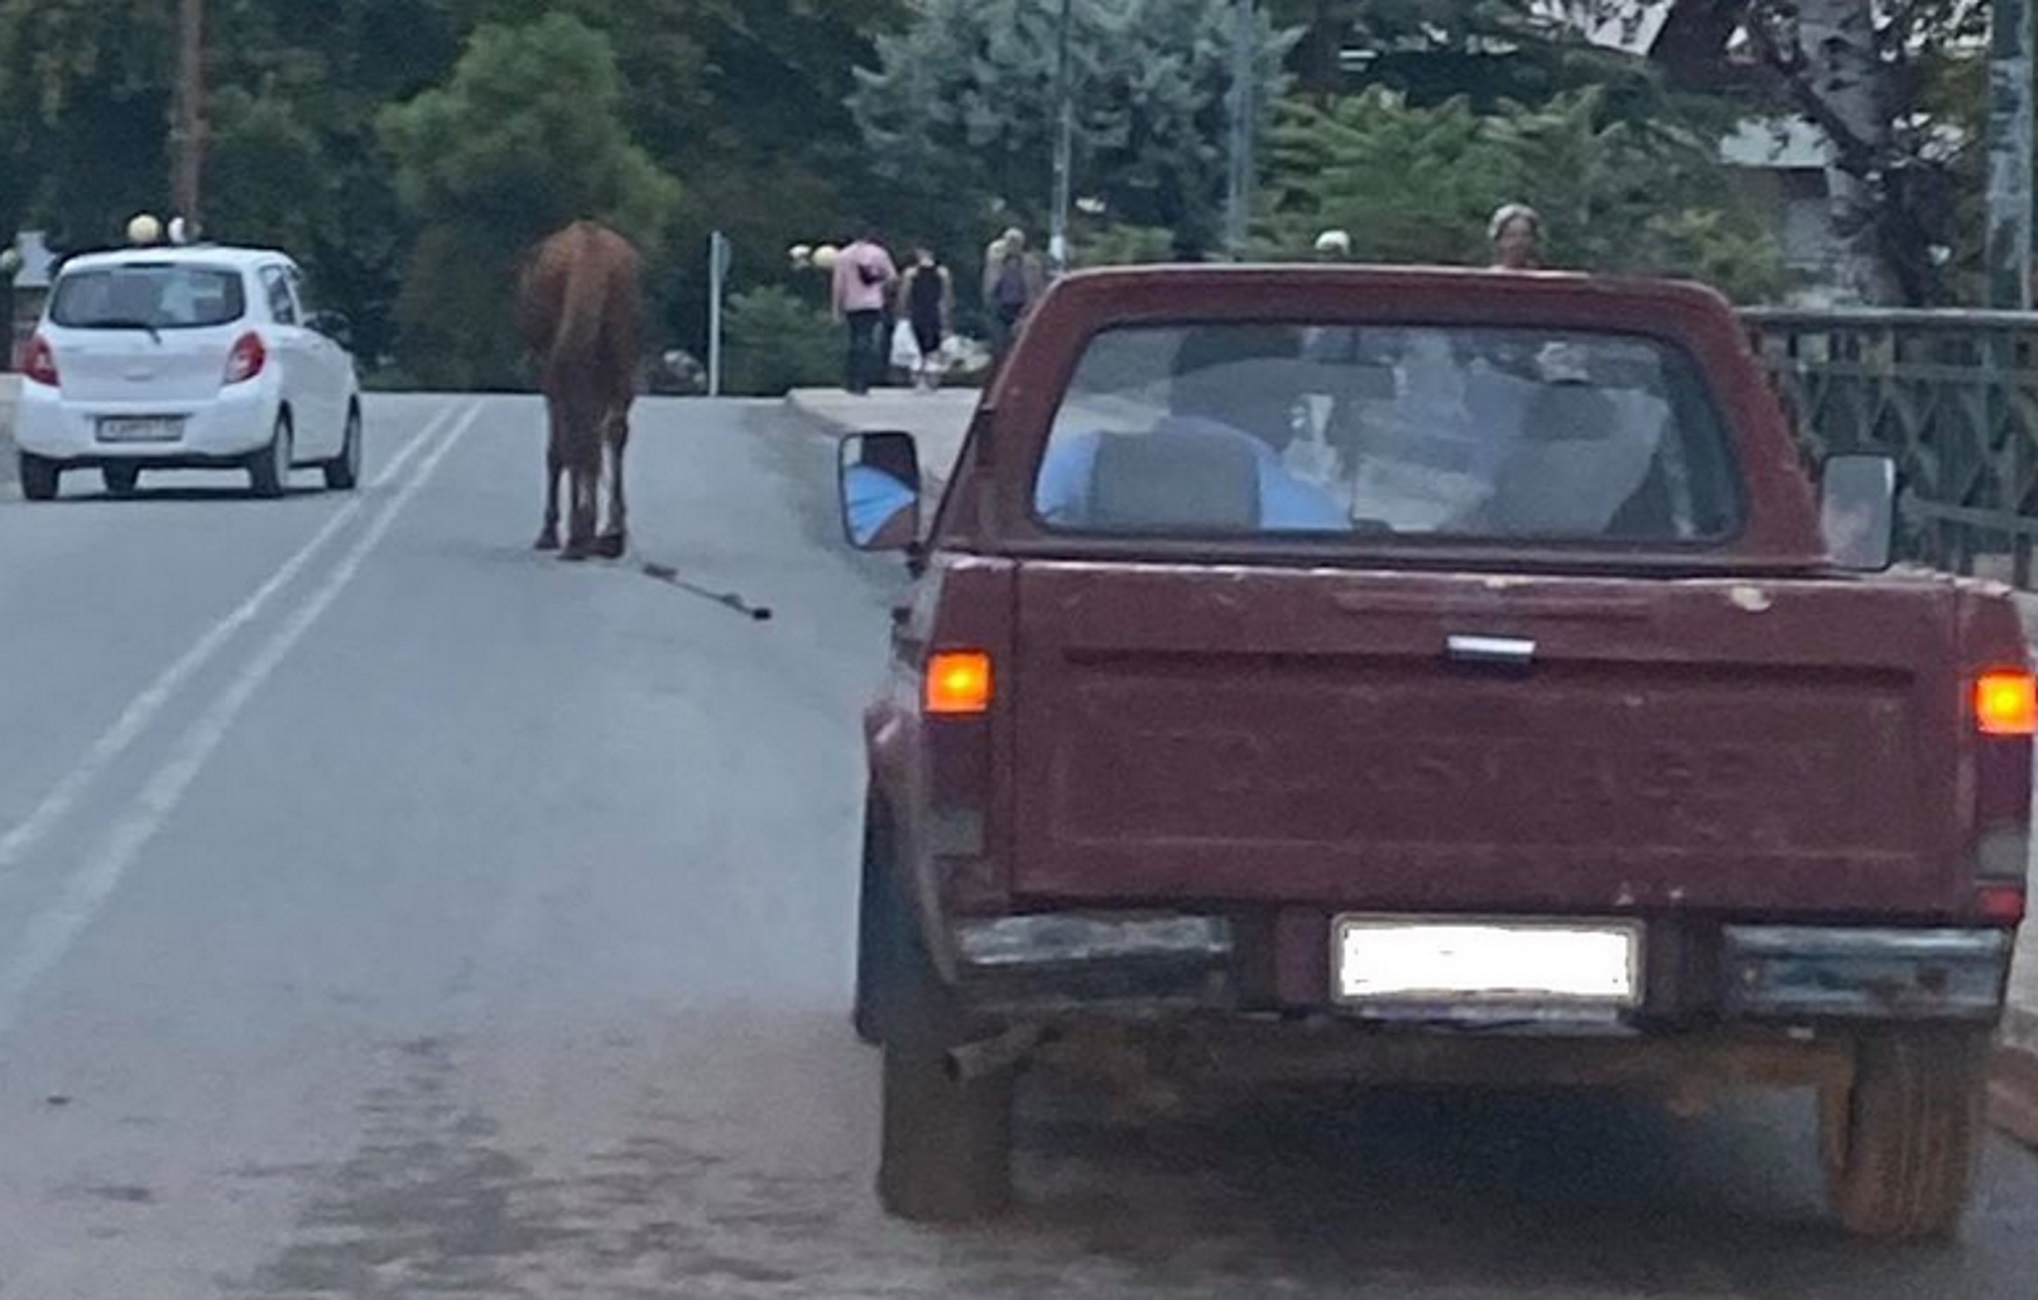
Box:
890, 319, 919, 370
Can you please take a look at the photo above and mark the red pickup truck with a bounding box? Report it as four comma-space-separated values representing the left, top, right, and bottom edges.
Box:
835, 266, 2032, 1240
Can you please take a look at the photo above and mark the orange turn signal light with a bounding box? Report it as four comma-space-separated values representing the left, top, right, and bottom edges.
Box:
925, 650, 992, 716
1976, 670, 2037, 737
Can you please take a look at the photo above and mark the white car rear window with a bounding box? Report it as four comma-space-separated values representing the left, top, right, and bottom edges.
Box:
51, 264, 247, 330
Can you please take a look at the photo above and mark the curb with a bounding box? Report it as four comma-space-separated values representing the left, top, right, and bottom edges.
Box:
780, 390, 963, 499
1992, 1044, 2038, 1150
1994, 1009, 2038, 1150
782, 390, 850, 437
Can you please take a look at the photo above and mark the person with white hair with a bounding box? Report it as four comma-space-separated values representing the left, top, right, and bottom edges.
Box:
1489, 203, 1543, 270
1313, 229, 1351, 261
983, 227, 1045, 361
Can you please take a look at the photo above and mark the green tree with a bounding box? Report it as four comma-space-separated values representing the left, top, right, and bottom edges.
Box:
379, 12, 681, 388
204, 0, 465, 366
436, 0, 911, 359
721, 284, 838, 397
1258, 88, 1509, 265
851, 0, 1299, 262
1258, 85, 1790, 302
1264, 0, 1675, 112
0, 0, 177, 248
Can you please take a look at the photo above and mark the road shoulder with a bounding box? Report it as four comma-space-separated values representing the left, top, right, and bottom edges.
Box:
1, 374, 18, 489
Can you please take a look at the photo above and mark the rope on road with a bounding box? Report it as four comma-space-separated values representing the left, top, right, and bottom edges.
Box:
639, 561, 774, 621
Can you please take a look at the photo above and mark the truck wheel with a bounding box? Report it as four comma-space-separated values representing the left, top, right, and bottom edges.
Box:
853, 806, 897, 1047
875, 865, 1015, 1222
1821, 1027, 1988, 1240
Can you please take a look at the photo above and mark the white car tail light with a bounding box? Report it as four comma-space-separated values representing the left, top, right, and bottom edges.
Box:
224, 331, 267, 384
23, 333, 58, 387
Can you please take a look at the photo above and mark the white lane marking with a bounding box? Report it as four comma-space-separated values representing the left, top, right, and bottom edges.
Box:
0, 403, 453, 875
0, 400, 483, 1037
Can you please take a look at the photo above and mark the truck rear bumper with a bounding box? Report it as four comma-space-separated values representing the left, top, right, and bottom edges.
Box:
1722, 925, 2013, 1022
954, 913, 1234, 1014
954, 912, 2015, 1027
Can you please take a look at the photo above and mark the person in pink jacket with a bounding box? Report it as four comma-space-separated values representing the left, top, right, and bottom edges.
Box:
831, 227, 899, 394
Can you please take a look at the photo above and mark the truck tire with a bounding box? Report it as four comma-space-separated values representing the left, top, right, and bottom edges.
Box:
874, 847, 1015, 1222
1821, 1027, 1988, 1240
852, 809, 893, 1048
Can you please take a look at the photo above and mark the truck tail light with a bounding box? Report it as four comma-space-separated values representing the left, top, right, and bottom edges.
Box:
1972, 669, 2033, 920
1979, 885, 2027, 924
924, 650, 992, 717
23, 333, 58, 387
224, 331, 267, 384
1976, 670, 2036, 736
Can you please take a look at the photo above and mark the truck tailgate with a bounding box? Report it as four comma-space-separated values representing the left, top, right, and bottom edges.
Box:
1011, 564, 1968, 917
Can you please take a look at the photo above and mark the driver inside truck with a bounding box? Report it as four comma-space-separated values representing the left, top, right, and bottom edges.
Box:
1034, 323, 1348, 532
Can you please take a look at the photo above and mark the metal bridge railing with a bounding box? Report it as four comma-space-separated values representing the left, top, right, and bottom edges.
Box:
1743, 307, 2038, 587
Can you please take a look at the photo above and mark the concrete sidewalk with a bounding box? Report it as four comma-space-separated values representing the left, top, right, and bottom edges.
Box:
785, 386, 975, 498
780, 383, 2038, 1147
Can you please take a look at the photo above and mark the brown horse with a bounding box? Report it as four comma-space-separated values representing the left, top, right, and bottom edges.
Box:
517, 220, 645, 560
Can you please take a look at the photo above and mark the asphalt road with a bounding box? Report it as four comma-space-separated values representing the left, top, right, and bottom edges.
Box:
0, 392, 2034, 1299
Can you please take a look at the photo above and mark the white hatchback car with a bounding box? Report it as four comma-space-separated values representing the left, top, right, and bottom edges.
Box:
14, 244, 363, 500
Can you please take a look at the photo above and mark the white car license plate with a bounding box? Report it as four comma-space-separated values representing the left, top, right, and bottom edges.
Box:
1333, 916, 1643, 1008
97, 417, 183, 443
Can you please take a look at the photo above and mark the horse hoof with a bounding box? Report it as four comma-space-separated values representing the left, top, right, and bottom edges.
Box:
593, 532, 627, 560
559, 540, 593, 563
534, 530, 560, 552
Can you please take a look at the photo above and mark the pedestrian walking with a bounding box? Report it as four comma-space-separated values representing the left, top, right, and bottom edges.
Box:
982, 227, 1021, 302
898, 245, 955, 392
831, 226, 899, 395
983, 229, 1045, 361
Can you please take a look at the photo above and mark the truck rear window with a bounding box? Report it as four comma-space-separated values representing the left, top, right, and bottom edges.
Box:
50, 265, 246, 330
1034, 323, 1744, 543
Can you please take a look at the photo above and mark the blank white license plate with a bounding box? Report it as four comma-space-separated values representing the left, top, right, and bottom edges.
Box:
98, 417, 183, 443
1333, 916, 1643, 1008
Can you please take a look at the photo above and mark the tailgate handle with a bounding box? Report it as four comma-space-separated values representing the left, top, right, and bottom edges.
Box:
1446, 634, 1537, 667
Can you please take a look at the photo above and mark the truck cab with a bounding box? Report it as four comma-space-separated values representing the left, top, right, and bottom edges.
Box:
837, 265, 2030, 1240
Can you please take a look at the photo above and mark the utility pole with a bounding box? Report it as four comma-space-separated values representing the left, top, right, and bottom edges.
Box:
1224, 0, 1256, 259
1049, 0, 1074, 273
1987, 0, 2035, 309
171, 0, 206, 229
708, 230, 730, 397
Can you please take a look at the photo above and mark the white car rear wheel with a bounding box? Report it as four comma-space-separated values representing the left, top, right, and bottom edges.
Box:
19, 453, 60, 502
323, 404, 362, 491
248, 412, 292, 499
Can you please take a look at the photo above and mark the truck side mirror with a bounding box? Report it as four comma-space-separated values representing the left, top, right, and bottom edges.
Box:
838, 431, 922, 553
1820, 453, 1897, 572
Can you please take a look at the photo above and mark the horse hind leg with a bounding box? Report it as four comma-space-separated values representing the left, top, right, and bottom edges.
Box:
594, 413, 629, 559
535, 434, 563, 551
560, 452, 600, 563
